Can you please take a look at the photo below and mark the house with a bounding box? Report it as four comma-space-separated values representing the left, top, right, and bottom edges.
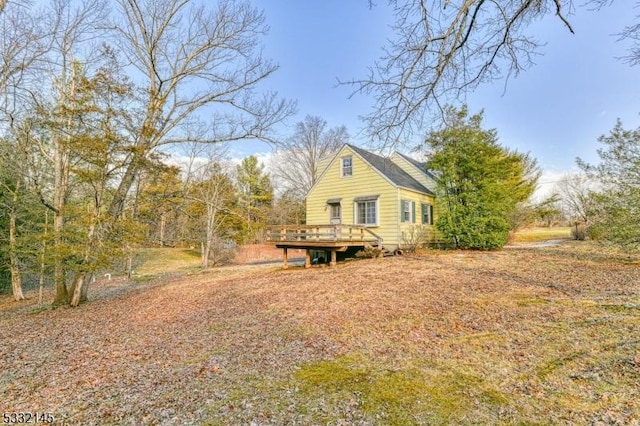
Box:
305, 143, 438, 254
266, 144, 439, 267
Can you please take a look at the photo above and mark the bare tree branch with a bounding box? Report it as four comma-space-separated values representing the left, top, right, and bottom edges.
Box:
344, 0, 581, 147
271, 115, 349, 199
108, 0, 295, 218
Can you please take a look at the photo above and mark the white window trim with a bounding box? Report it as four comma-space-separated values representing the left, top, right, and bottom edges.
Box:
330, 203, 341, 221
341, 156, 353, 177
421, 203, 433, 225
354, 198, 378, 226
402, 200, 411, 223
401, 199, 418, 223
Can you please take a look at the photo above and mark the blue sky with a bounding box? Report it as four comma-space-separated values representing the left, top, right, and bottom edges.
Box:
235, 0, 640, 190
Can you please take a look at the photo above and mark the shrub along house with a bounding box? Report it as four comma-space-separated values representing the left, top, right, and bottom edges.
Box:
268, 144, 438, 267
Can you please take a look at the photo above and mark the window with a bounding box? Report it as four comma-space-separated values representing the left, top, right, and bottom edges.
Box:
341, 156, 352, 177
357, 201, 376, 225
421, 203, 433, 225
402, 200, 411, 222
354, 196, 378, 225
400, 199, 415, 223
327, 198, 342, 223
330, 204, 341, 221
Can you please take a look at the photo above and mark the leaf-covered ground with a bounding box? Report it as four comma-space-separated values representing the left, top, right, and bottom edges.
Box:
1, 242, 639, 425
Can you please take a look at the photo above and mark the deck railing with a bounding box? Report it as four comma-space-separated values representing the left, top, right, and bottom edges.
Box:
266, 224, 382, 244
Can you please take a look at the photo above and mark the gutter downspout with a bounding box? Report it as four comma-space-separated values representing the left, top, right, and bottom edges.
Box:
396, 189, 401, 251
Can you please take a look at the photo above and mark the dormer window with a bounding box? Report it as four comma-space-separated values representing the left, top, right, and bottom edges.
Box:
341, 156, 352, 177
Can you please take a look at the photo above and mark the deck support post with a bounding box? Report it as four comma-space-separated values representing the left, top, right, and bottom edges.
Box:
305, 249, 311, 268
330, 249, 337, 267
282, 247, 288, 269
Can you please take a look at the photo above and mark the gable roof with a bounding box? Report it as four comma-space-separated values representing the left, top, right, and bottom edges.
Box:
395, 151, 438, 180
346, 144, 434, 195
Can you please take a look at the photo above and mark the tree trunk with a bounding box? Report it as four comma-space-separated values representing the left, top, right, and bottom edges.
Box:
81, 274, 92, 302
69, 272, 85, 307
52, 261, 68, 306
38, 254, 45, 306
202, 202, 218, 269
52, 207, 68, 306
9, 205, 24, 301
52, 63, 75, 306
108, 146, 147, 219
8, 177, 24, 301
38, 210, 48, 306
126, 254, 133, 279
201, 241, 209, 269
159, 211, 166, 246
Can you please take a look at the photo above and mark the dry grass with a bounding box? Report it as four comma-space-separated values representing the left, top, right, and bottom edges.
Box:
513, 226, 572, 243
134, 248, 202, 276
1, 241, 639, 425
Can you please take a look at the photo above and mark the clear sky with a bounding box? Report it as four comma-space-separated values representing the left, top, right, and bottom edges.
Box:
235, 0, 640, 194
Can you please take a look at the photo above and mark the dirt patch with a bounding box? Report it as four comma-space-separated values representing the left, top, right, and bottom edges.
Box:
506, 238, 570, 249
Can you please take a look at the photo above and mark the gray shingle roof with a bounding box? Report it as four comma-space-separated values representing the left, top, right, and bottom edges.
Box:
347, 144, 434, 195
395, 151, 438, 180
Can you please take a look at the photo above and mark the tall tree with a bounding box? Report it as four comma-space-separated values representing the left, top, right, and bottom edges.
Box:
577, 118, 640, 249
135, 162, 185, 247
63, 55, 137, 306
25, 0, 109, 306
269, 191, 305, 226
186, 160, 236, 268
271, 115, 349, 199
27, 46, 136, 306
349, 0, 639, 144
532, 195, 564, 228
108, 0, 294, 219
0, 139, 26, 300
236, 155, 273, 244
426, 106, 539, 249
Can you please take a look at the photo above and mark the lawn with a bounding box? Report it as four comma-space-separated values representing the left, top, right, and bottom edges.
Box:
512, 226, 572, 243
1, 242, 638, 425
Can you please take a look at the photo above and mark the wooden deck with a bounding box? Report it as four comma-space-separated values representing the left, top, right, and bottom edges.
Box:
266, 224, 382, 268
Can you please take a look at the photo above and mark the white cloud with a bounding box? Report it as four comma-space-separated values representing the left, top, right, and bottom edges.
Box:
532, 168, 580, 202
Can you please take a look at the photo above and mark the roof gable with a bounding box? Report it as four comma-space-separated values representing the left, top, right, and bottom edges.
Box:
305, 143, 436, 199
346, 144, 434, 195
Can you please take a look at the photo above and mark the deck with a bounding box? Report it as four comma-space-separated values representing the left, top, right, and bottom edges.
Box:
266, 224, 383, 268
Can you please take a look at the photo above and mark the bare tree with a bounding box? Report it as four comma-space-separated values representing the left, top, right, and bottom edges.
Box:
0, 142, 25, 300
0, 2, 51, 123
0, 1, 59, 302
348, 0, 638, 145
271, 115, 349, 199
180, 144, 236, 268
555, 172, 598, 224
108, 0, 295, 219
588, 0, 640, 65
190, 161, 235, 269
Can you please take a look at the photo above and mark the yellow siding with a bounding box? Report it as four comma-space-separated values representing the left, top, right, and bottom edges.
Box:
306, 146, 402, 246
397, 188, 439, 246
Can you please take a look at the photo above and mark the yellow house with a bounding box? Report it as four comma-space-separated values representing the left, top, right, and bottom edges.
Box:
306, 144, 438, 252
